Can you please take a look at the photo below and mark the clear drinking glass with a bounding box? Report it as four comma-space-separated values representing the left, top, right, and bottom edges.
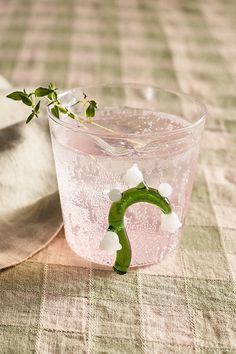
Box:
48, 84, 206, 268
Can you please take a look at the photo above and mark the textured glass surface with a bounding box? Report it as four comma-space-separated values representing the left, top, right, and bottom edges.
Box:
49, 85, 205, 267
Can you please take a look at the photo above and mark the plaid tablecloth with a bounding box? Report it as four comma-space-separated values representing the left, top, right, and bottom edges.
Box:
0, 0, 236, 353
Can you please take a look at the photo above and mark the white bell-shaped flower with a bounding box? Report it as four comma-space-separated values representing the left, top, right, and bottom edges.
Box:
99, 231, 122, 254
123, 163, 143, 187
161, 212, 182, 233
108, 188, 122, 202
158, 182, 173, 198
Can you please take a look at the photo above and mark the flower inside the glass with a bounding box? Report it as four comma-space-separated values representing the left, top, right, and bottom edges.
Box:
48, 84, 206, 274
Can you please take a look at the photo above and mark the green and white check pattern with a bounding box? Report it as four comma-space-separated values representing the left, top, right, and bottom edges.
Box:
0, 0, 236, 353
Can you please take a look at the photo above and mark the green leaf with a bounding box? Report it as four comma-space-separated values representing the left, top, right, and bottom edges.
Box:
68, 112, 76, 119
7, 91, 25, 101
86, 100, 97, 118
19, 94, 32, 106
58, 106, 67, 114
34, 101, 41, 114
26, 112, 35, 124
35, 87, 54, 97
51, 105, 60, 118
49, 82, 57, 91
48, 91, 57, 101
89, 100, 97, 109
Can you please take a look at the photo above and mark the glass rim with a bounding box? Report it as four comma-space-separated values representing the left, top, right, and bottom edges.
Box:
47, 83, 207, 139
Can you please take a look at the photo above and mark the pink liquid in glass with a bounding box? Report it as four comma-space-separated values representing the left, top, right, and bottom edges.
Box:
50, 108, 200, 267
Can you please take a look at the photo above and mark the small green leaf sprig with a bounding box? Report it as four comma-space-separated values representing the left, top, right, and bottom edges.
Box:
7, 83, 98, 125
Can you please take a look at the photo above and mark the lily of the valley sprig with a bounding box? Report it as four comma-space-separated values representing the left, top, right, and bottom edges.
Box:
7, 83, 98, 125
100, 164, 182, 275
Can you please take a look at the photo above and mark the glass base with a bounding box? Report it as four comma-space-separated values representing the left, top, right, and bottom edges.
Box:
65, 227, 181, 268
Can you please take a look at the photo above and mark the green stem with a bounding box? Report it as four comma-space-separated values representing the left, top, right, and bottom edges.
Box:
107, 183, 172, 275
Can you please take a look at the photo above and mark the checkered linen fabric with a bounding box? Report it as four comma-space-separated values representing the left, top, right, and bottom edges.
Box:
0, 0, 236, 353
